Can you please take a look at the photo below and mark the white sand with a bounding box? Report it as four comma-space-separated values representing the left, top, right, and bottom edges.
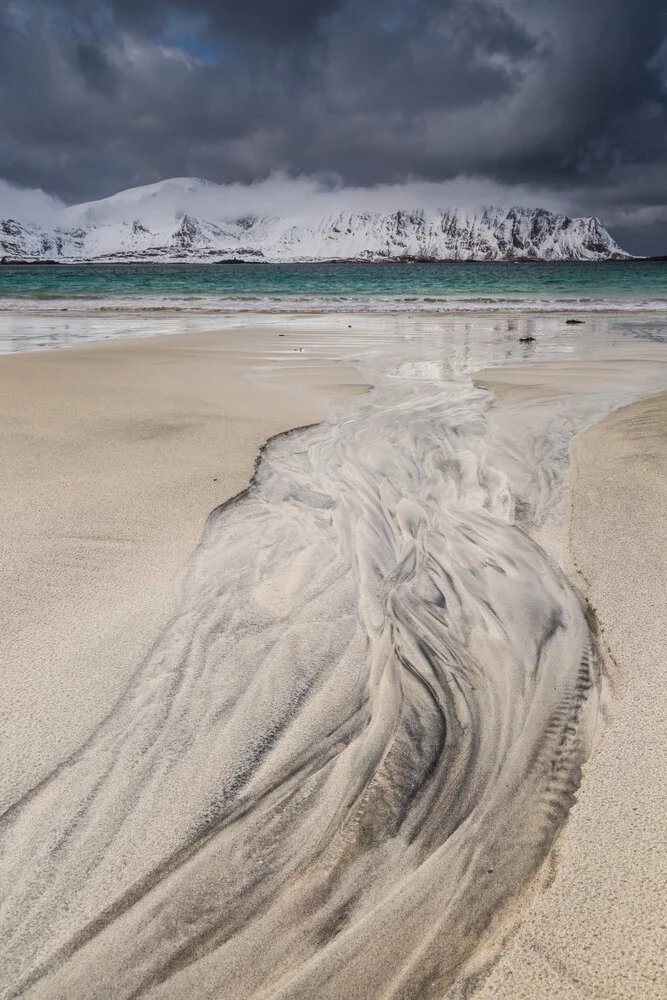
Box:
1, 314, 665, 1000
0, 329, 366, 810
471, 391, 667, 999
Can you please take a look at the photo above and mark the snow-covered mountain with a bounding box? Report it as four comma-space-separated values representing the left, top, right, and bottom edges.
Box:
0, 177, 631, 262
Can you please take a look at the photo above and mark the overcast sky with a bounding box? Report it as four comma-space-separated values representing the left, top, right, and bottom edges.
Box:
1, 0, 666, 252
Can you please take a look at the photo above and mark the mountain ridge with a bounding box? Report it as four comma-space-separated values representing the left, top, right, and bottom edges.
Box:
0, 179, 632, 262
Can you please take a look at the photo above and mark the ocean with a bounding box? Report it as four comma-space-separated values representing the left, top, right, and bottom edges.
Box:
1, 260, 666, 353
1, 260, 667, 313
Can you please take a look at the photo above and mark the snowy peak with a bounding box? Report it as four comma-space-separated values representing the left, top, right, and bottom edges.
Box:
0, 179, 631, 262
67, 177, 213, 224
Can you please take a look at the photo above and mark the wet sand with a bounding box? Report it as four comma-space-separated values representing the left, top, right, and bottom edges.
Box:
1, 314, 665, 1000
471, 391, 667, 1000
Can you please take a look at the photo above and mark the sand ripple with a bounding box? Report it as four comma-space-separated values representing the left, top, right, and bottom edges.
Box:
0, 380, 600, 999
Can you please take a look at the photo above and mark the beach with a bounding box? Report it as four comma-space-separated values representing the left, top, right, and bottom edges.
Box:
3, 0, 667, 989
0, 311, 665, 999
0, 330, 366, 810
472, 390, 667, 1000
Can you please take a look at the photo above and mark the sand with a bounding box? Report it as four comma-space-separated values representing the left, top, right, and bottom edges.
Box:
0, 328, 366, 810
1, 322, 606, 1000
471, 391, 667, 1000
1, 314, 665, 1000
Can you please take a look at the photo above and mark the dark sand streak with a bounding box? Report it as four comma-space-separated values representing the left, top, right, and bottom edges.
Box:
0, 379, 602, 1000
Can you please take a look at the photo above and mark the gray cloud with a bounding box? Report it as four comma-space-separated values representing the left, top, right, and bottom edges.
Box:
0, 0, 666, 250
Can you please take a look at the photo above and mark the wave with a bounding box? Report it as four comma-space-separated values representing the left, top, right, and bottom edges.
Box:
1, 293, 667, 313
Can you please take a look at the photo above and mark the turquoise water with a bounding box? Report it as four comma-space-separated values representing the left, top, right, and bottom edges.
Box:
1, 261, 666, 312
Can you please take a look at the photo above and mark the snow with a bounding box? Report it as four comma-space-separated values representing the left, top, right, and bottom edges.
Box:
0, 178, 632, 263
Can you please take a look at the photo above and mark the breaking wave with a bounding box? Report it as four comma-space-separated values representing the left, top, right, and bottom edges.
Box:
1, 292, 667, 313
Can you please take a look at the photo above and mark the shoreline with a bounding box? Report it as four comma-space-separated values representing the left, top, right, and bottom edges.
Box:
3, 256, 654, 265
2, 306, 666, 361
3, 304, 667, 315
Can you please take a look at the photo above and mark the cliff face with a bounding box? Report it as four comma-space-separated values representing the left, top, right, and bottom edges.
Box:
0, 180, 631, 262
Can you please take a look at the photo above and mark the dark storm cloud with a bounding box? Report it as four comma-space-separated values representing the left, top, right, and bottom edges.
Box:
108, 0, 343, 44
0, 0, 666, 249
74, 42, 117, 96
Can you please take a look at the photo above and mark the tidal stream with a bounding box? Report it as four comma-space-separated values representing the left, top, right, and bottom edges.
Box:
2, 314, 665, 999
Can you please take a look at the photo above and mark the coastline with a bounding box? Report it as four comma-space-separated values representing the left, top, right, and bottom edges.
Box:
471, 391, 667, 1000
2, 255, 649, 264
2, 306, 667, 362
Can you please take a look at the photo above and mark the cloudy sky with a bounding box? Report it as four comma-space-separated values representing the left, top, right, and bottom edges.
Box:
1, 0, 666, 252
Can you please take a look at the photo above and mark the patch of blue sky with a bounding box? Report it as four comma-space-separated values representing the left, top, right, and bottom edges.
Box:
160, 11, 230, 65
